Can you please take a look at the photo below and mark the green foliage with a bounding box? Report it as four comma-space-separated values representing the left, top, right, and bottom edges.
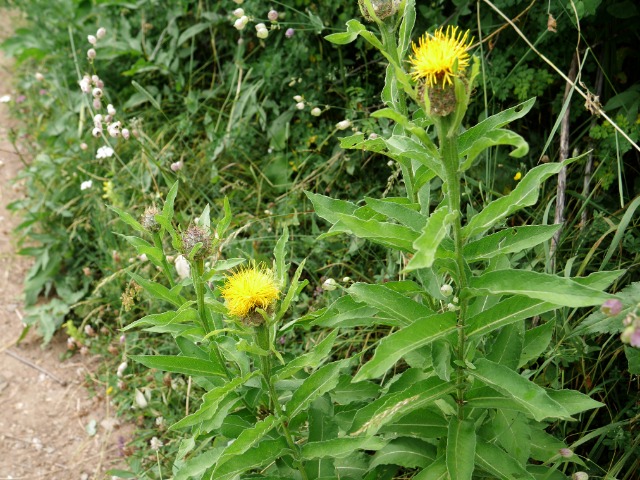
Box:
3, 0, 640, 478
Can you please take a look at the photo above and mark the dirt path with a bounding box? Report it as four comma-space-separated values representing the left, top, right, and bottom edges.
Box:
0, 13, 131, 480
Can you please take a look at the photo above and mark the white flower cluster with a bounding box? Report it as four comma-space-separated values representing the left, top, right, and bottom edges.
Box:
292, 94, 323, 117
231, 6, 282, 40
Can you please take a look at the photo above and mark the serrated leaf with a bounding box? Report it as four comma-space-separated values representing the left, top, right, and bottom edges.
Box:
354, 312, 457, 381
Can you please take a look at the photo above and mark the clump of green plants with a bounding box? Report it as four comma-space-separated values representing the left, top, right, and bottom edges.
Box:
111, 2, 635, 478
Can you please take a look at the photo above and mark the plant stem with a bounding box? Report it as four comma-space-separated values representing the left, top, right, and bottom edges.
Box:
255, 324, 308, 480
153, 232, 175, 288
438, 120, 470, 420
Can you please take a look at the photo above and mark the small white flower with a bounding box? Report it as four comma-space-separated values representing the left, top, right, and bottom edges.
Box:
0, 95, 11, 103
170, 160, 184, 172
134, 388, 148, 408
92, 127, 102, 138
107, 104, 116, 116
96, 146, 114, 159
342, 277, 351, 283
80, 142, 88, 150
122, 128, 130, 140
91, 74, 100, 85
295, 101, 305, 110
138, 253, 148, 262
88, 35, 97, 45
96, 27, 106, 39
174, 255, 191, 280
293, 95, 303, 102
336, 119, 352, 130
87, 48, 96, 59
234, 15, 248, 30
268, 10, 278, 22
92, 87, 103, 98
80, 180, 93, 190
108, 121, 121, 138
369, 133, 379, 139
35, 72, 45, 81
311, 107, 322, 116
93, 98, 102, 110
232, 8, 244, 17
257, 28, 269, 39
150, 437, 163, 451
93, 114, 103, 125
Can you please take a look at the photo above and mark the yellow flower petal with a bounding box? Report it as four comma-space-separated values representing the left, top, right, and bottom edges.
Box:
409, 26, 473, 87
221, 265, 280, 318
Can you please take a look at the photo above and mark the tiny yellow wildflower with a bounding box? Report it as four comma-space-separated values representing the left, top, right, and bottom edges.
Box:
409, 26, 473, 87
221, 264, 280, 318
514, 171, 522, 181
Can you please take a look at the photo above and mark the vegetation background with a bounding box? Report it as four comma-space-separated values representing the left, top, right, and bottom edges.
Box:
0, 0, 638, 478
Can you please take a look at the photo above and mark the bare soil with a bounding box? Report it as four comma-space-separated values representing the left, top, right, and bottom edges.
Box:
0, 12, 132, 480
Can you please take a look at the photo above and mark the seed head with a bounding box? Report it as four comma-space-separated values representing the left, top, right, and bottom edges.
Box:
358, 0, 401, 22
141, 206, 161, 233
181, 225, 212, 260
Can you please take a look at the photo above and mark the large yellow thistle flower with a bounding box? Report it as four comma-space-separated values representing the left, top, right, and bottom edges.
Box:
409, 26, 473, 88
221, 265, 280, 318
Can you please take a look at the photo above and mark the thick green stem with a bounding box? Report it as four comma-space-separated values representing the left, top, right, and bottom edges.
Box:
255, 324, 308, 480
438, 123, 470, 420
193, 259, 214, 334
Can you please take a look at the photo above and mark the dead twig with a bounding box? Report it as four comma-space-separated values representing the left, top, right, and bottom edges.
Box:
4, 349, 68, 387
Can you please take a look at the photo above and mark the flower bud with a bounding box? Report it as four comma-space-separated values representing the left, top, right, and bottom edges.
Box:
93, 98, 101, 110
322, 278, 338, 291
233, 8, 244, 17
92, 87, 103, 98
440, 284, 453, 297
92, 127, 102, 138
572, 473, 588, 480
336, 119, 351, 130
295, 102, 305, 110
117, 361, 128, 378
181, 225, 212, 260
88, 35, 97, 45
170, 160, 184, 172
234, 15, 248, 30
601, 298, 623, 316
293, 95, 303, 102
141, 206, 161, 233
96, 27, 107, 39
107, 104, 116, 116
87, 48, 97, 59
174, 255, 191, 280
35, 72, 44, 81
558, 448, 573, 458
285, 28, 295, 38
311, 107, 322, 116
358, 0, 401, 22
80, 142, 88, 150
268, 10, 278, 21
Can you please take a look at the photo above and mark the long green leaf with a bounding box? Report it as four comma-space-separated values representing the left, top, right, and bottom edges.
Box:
353, 312, 457, 381
130, 355, 226, 378
302, 437, 388, 459
207, 438, 289, 480
474, 442, 535, 480
471, 359, 569, 421
462, 157, 581, 240
370, 437, 436, 470
406, 206, 455, 271
214, 416, 277, 471
348, 283, 433, 327
446, 418, 476, 480
465, 270, 616, 308
128, 271, 185, 307
463, 225, 562, 261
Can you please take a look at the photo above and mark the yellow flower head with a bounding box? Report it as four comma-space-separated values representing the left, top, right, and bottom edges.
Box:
221, 264, 280, 318
409, 26, 473, 88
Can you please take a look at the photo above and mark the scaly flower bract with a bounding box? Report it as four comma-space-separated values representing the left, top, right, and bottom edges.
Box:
221, 265, 280, 318
409, 26, 473, 88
